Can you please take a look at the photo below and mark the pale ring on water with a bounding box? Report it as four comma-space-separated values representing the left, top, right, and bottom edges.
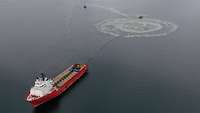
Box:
96, 17, 178, 38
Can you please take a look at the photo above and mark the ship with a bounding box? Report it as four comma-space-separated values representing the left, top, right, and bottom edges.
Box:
26, 64, 88, 107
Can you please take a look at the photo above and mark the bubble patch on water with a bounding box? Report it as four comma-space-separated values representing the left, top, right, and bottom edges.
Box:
96, 17, 178, 38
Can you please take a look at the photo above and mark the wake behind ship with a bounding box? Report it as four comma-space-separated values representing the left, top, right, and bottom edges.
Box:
26, 64, 88, 107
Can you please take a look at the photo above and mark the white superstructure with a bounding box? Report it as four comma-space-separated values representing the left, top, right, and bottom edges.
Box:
27, 76, 53, 100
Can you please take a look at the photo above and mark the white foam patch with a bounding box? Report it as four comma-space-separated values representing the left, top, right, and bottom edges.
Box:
88, 4, 178, 38
96, 17, 178, 38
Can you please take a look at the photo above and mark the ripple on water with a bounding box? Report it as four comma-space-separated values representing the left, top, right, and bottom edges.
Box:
96, 17, 178, 38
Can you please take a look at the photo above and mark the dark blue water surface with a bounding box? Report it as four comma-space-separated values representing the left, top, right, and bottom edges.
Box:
1, 0, 200, 113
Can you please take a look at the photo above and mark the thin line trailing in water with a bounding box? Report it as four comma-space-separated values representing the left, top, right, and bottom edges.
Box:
86, 36, 120, 64
88, 4, 129, 18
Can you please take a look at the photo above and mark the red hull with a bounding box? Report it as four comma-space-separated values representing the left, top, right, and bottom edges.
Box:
26, 64, 88, 107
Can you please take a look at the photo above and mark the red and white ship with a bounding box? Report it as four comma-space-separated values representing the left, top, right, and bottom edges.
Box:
26, 64, 88, 107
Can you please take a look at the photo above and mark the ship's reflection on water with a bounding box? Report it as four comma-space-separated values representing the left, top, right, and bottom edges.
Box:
33, 96, 61, 113
33, 72, 89, 113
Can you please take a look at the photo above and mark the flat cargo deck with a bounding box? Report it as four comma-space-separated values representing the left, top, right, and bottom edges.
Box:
52, 64, 85, 88
52, 65, 73, 83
